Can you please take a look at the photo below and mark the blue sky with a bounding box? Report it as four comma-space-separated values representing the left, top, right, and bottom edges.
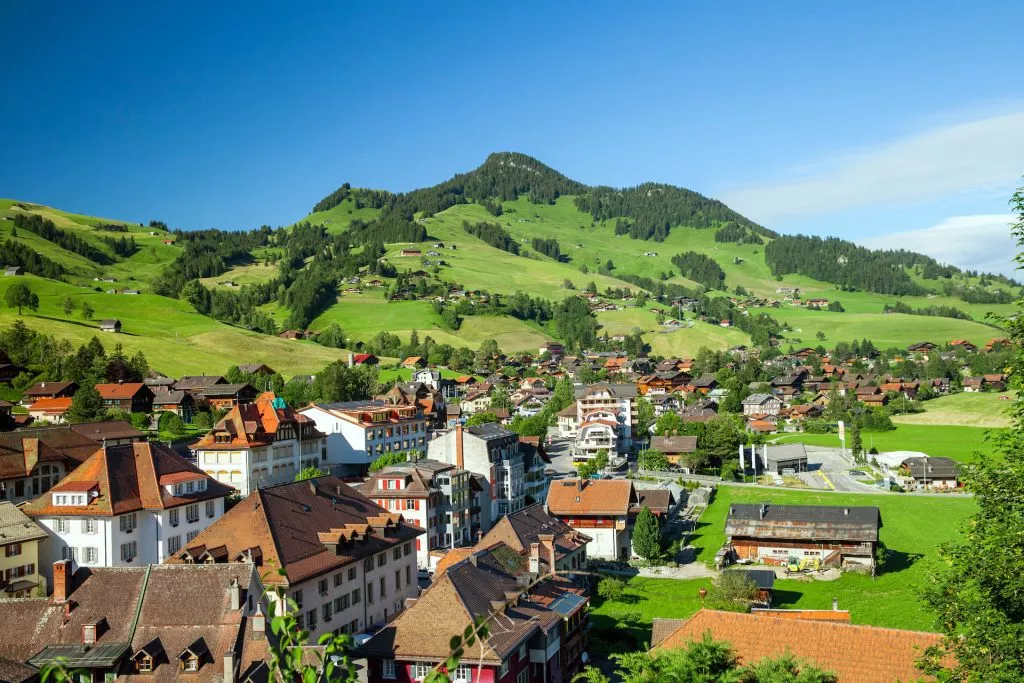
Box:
3, 2, 1023, 273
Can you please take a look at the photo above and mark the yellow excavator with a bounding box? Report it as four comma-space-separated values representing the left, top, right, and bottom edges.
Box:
786, 556, 821, 573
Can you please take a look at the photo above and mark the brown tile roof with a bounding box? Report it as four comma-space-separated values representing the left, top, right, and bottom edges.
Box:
633, 489, 676, 515
21, 442, 231, 518
95, 382, 149, 400
0, 565, 147, 664
23, 381, 77, 397
0, 426, 105, 468
478, 503, 590, 567
169, 476, 423, 587
650, 435, 697, 454
192, 392, 322, 450
545, 479, 637, 516
650, 618, 685, 647
654, 609, 945, 683
69, 421, 145, 442
0, 656, 36, 683
173, 375, 227, 391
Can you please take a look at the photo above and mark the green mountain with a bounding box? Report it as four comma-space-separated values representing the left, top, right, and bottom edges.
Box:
0, 154, 1016, 373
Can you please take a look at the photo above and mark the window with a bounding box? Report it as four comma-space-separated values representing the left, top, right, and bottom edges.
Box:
307, 609, 317, 630
318, 578, 329, 596
186, 530, 200, 543
395, 570, 401, 591
348, 567, 357, 581
379, 576, 386, 599
85, 547, 98, 564
378, 552, 387, 567
499, 660, 509, 676
519, 642, 527, 660
382, 659, 396, 680
517, 669, 529, 683
82, 623, 97, 645
454, 665, 472, 683
334, 572, 344, 587
121, 541, 137, 562
56, 518, 69, 534
351, 588, 361, 604
167, 535, 181, 555
120, 512, 137, 534
293, 589, 304, 609
404, 542, 411, 556
349, 618, 358, 633
393, 547, 402, 561
5, 543, 21, 557
206, 500, 216, 518
168, 508, 179, 526
363, 557, 374, 572
186, 504, 199, 524
412, 663, 433, 680
367, 583, 374, 604
183, 655, 199, 672
322, 603, 332, 622
137, 655, 153, 673
406, 565, 411, 585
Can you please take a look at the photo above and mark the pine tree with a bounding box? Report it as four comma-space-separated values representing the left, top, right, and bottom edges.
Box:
67, 385, 104, 423
632, 506, 662, 560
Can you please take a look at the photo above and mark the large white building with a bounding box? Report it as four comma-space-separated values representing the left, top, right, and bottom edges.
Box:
173, 476, 423, 640
299, 400, 427, 474
22, 442, 231, 588
191, 392, 326, 496
545, 478, 638, 561
358, 459, 477, 570
574, 384, 639, 457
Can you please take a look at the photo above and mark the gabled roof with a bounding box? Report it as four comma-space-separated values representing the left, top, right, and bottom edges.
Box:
23, 381, 77, 397
901, 456, 960, 480
546, 479, 636, 516
95, 382, 150, 400
0, 502, 47, 545
742, 393, 778, 405
0, 425, 110, 470
22, 442, 231, 517
726, 503, 881, 542
170, 476, 423, 586
650, 435, 697, 454
654, 609, 945, 683
27, 397, 73, 414
193, 392, 321, 450
479, 503, 590, 567
173, 375, 227, 391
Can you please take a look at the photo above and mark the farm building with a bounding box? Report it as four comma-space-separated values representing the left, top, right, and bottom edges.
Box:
724, 503, 881, 571
99, 319, 122, 333
900, 455, 960, 489
3, 267, 23, 276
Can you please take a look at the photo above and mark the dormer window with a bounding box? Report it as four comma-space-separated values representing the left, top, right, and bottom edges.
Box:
136, 655, 153, 673
82, 622, 97, 645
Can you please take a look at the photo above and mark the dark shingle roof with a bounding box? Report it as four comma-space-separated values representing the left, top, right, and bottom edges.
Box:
726, 503, 881, 542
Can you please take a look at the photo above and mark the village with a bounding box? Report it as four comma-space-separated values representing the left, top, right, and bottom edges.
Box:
0, 325, 1010, 682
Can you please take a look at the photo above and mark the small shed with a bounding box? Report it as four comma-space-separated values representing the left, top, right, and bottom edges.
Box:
3, 266, 23, 276
99, 319, 122, 333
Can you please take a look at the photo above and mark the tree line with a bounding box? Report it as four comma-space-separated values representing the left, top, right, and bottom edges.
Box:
530, 236, 565, 261
883, 300, 973, 321
671, 251, 727, 290
462, 220, 519, 254
714, 222, 764, 244
12, 213, 112, 265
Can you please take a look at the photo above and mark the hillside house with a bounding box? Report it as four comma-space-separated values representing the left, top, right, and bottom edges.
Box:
349, 353, 379, 366
99, 319, 122, 333
398, 249, 421, 257
152, 390, 195, 422
725, 503, 881, 571
28, 398, 74, 424
197, 382, 258, 410
900, 456, 960, 489
95, 382, 155, 413
546, 478, 639, 561
4, 266, 23, 276
400, 356, 425, 369
742, 393, 782, 417
649, 435, 698, 467
279, 329, 305, 340
21, 381, 78, 407
237, 363, 276, 376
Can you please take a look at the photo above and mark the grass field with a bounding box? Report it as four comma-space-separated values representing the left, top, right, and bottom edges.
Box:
309, 291, 550, 352
893, 392, 1013, 428
199, 261, 280, 287
591, 485, 975, 651
0, 275, 348, 377
302, 197, 382, 234
771, 423, 1000, 461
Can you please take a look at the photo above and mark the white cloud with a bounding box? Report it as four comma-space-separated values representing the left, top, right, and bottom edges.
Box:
721, 111, 1024, 222
860, 214, 1018, 276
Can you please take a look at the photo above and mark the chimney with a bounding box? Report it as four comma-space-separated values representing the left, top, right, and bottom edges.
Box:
348, 353, 354, 368
252, 603, 266, 633
529, 543, 540, 575
455, 425, 464, 469
224, 649, 237, 683
576, 478, 583, 492
759, 503, 768, 520
229, 578, 241, 611
53, 560, 73, 603
538, 533, 556, 576
832, 597, 839, 611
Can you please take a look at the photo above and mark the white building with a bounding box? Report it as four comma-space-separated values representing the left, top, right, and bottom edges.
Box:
428, 424, 528, 520
191, 391, 326, 496
173, 476, 423, 640
574, 384, 639, 456
545, 478, 638, 561
300, 400, 428, 475
22, 442, 231, 589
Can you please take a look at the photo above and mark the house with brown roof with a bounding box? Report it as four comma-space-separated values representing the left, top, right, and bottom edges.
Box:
23, 442, 231, 578
0, 431, 89, 505
649, 435, 698, 467
546, 479, 639, 561
172, 375, 227, 395
197, 382, 258, 410
400, 356, 425, 369
361, 541, 591, 683
0, 560, 269, 682
171, 476, 424, 641
95, 382, 155, 414
652, 608, 945, 683
192, 392, 326, 496
475, 502, 591, 576
21, 381, 78, 406
237, 363, 276, 376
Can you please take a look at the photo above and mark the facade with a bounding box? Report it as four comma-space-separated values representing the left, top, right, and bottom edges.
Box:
0, 429, 97, 505
191, 391, 326, 496
359, 459, 476, 570
545, 479, 639, 561
377, 382, 447, 430
649, 435, 698, 466
27, 397, 73, 424
428, 424, 527, 519
0, 561, 268, 681
573, 415, 618, 461
300, 400, 427, 474
95, 382, 155, 414
197, 382, 259, 410
21, 381, 77, 406
741, 393, 782, 417
725, 503, 881, 571
575, 384, 639, 454
900, 456, 959, 489
23, 442, 231, 585
171, 476, 423, 641
362, 542, 590, 683
0, 502, 48, 597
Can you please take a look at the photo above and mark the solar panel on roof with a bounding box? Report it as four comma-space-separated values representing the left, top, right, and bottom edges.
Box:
549, 592, 585, 617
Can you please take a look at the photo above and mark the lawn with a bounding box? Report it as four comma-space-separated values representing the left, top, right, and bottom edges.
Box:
310, 291, 550, 352
771, 424, 1001, 462
595, 308, 752, 356
591, 485, 976, 652
0, 275, 349, 377
893, 392, 1013, 428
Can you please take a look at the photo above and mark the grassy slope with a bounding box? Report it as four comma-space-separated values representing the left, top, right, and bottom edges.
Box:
303, 197, 382, 234
771, 424, 1000, 461
309, 291, 550, 352
0, 275, 347, 377
892, 392, 1013, 428
593, 486, 975, 651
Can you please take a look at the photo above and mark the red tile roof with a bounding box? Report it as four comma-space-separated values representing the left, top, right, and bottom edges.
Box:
27, 397, 72, 414
546, 479, 637, 516
95, 382, 147, 399
655, 609, 946, 683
